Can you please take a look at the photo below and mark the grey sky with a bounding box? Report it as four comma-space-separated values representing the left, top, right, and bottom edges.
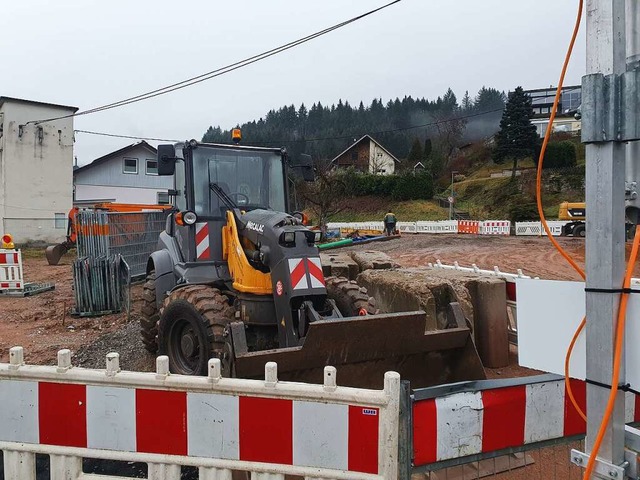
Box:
1, 1, 586, 165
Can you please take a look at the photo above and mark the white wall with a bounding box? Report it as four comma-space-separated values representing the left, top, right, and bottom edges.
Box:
369, 142, 396, 175
74, 184, 168, 205
0, 100, 75, 243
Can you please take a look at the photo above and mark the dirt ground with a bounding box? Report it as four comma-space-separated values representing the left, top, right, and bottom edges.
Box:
0, 236, 607, 479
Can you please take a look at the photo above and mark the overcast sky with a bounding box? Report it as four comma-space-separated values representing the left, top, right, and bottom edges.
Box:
1, 0, 586, 165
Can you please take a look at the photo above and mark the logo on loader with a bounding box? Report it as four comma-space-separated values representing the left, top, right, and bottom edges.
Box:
288, 257, 325, 290
276, 280, 283, 296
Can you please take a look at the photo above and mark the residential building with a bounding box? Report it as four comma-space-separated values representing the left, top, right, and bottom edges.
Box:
0, 96, 77, 243
74, 141, 172, 205
331, 135, 399, 175
523, 85, 582, 137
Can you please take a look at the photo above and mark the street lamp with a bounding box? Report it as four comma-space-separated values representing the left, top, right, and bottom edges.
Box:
449, 171, 458, 220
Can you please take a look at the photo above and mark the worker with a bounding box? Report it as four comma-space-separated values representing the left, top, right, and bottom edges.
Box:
383, 210, 397, 236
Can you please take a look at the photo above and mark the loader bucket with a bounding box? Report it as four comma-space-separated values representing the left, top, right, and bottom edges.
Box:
229, 310, 486, 389
45, 243, 70, 265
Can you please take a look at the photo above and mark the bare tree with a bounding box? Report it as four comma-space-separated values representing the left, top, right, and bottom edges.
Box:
296, 160, 349, 238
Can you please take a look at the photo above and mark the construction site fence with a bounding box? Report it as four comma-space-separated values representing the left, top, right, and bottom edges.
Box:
0, 249, 24, 294
327, 220, 575, 237
72, 254, 130, 316
5, 346, 637, 480
75, 210, 169, 279
0, 347, 401, 480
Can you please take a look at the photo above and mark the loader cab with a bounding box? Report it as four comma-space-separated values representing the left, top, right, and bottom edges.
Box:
160, 141, 291, 218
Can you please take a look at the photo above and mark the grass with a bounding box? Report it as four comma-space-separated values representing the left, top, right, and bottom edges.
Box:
330, 198, 448, 222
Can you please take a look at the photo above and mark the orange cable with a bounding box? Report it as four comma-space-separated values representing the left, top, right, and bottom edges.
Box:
583, 226, 640, 479
533, 0, 586, 421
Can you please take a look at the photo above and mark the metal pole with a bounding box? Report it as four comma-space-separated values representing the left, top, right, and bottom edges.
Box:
585, 0, 627, 472
625, 0, 640, 227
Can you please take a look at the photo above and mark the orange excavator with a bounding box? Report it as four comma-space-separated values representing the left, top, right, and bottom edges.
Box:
45, 203, 172, 265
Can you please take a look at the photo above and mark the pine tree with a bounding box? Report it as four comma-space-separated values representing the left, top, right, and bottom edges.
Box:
461, 91, 472, 111
493, 86, 538, 178
404, 138, 424, 171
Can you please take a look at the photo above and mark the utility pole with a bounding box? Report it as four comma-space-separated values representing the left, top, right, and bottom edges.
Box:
575, 0, 630, 476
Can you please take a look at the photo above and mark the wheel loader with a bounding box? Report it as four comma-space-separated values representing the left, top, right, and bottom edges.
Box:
140, 138, 485, 388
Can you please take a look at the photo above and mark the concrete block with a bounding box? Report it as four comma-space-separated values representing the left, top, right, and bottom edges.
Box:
320, 252, 360, 280
349, 250, 400, 271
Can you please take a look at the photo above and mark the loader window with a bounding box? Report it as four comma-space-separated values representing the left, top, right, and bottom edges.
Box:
193, 148, 286, 216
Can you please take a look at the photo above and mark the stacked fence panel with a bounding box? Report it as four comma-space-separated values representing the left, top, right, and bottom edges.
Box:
106, 211, 168, 279
72, 254, 130, 316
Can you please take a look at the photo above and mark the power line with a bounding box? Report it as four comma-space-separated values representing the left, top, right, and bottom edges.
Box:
74, 106, 505, 146
31, 1, 402, 125
74, 130, 179, 143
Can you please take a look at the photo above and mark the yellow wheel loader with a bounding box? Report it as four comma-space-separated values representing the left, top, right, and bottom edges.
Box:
140, 139, 485, 388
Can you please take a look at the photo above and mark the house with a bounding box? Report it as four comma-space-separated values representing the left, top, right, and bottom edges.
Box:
523, 85, 582, 137
0, 96, 78, 243
331, 135, 399, 175
74, 141, 172, 205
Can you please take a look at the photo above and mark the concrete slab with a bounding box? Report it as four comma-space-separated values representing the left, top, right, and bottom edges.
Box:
319, 252, 360, 280
349, 250, 400, 271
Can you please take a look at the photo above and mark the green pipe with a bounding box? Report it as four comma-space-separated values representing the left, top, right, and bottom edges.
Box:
317, 238, 353, 250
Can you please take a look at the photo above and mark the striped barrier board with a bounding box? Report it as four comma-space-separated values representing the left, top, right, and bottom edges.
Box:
457, 220, 480, 234
0, 348, 400, 480
514, 221, 569, 236
0, 249, 24, 293
479, 221, 510, 236
412, 375, 640, 469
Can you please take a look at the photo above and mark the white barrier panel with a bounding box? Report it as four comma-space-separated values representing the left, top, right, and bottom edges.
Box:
517, 278, 640, 391
397, 222, 417, 234
0, 349, 401, 480
0, 249, 24, 293
415, 221, 458, 234
514, 221, 569, 236
479, 220, 510, 236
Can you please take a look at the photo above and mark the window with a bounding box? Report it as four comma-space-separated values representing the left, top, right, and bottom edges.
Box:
123, 157, 138, 174
157, 192, 170, 205
54, 213, 66, 229
146, 159, 158, 175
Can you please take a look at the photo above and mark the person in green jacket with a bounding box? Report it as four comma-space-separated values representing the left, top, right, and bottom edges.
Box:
383, 210, 397, 236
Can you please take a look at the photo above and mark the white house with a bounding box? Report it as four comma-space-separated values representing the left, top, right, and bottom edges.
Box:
0, 96, 77, 243
74, 141, 172, 205
331, 135, 399, 175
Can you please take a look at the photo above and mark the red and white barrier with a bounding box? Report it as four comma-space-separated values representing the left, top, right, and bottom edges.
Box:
412, 377, 640, 466
0, 249, 24, 293
479, 220, 511, 235
0, 347, 400, 480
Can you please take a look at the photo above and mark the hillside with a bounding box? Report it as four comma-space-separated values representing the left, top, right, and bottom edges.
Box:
330, 151, 585, 223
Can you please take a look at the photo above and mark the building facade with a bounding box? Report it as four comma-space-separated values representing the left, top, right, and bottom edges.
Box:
524, 85, 582, 137
0, 97, 77, 243
74, 141, 172, 205
331, 135, 399, 175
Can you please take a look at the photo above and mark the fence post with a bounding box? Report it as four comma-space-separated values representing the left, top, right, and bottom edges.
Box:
49, 454, 82, 480
379, 371, 401, 479
148, 463, 181, 480
3, 450, 36, 480
397, 380, 413, 480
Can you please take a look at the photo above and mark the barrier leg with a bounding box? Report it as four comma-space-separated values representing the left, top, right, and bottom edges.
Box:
148, 463, 181, 480
199, 466, 233, 480
3, 450, 36, 480
251, 473, 284, 480
50, 454, 82, 480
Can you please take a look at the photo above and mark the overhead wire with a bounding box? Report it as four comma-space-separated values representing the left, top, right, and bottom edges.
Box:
30, 1, 402, 125
73, 106, 504, 145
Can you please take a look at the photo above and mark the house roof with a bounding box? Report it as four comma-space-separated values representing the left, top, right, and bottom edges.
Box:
330, 135, 400, 165
74, 141, 158, 175
0, 96, 79, 112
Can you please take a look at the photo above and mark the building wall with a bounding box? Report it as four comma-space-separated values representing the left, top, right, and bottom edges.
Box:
531, 117, 582, 137
74, 145, 172, 204
74, 184, 169, 204
334, 140, 371, 172
0, 101, 75, 243
369, 143, 396, 175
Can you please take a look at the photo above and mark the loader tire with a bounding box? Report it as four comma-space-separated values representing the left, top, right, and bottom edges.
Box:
325, 276, 378, 316
158, 285, 234, 376
140, 271, 159, 353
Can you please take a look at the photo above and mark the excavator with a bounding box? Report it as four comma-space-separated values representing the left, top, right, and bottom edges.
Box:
139, 135, 485, 389
45, 203, 171, 265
